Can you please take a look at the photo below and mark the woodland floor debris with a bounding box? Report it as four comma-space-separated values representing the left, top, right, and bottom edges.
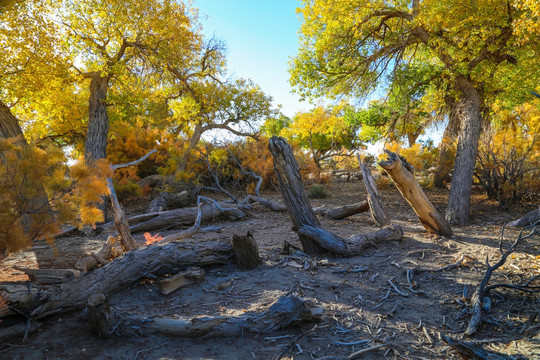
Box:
1, 183, 539, 359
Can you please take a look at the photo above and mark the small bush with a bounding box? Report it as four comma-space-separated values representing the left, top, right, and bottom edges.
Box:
308, 184, 330, 199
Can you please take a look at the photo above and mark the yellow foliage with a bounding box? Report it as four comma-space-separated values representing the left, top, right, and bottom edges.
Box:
0, 139, 108, 255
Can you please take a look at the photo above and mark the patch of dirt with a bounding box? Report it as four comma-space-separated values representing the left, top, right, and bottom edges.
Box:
1, 182, 539, 359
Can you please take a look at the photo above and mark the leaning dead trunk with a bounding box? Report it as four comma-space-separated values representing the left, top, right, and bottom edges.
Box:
359, 157, 391, 227
445, 77, 483, 225
379, 150, 452, 236
268, 137, 403, 256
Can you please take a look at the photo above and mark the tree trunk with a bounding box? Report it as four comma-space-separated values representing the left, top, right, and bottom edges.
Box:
379, 150, 452, 236
84, 74, 110, 165
269, 137, 403, 256
434, 96, 461, 189
1, 240, 236, 319
268, 136, 326, 254
445, 77, 483, 225
359, 157, 391, 227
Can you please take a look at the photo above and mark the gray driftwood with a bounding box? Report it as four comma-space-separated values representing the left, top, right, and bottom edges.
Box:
159, 267, 205, 295
358, 156, 391, 226
87, 294, 322, 338
147, 190, 190, 213
314, 201, 369, 220
268, 137, 403, 255
1, 240, 235, 319
74, 235, 117, 272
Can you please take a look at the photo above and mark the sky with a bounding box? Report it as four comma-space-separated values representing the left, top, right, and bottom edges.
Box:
193, 0, 308, 118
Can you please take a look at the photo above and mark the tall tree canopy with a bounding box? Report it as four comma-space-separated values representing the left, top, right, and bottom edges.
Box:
291, 0, 540, 224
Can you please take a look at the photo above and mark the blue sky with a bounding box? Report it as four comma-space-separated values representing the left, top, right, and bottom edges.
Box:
193, 0, 309, 118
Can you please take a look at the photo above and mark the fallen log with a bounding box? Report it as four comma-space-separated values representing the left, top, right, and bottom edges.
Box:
0, 320, 39, 343
159, 267, 205, 295
269, 137, 404, 255
442, 335, 526, 360
87, 294, 323, 338
147, 190, 190, 213
13, 267, 81, 285
244, 194, 286, 212
314, 200, 369, 220
508, 207, 540, 227
378, 150, 452, 236
128, 202, 248, 233
1, 239, 235, 319
359, 156, 391, 227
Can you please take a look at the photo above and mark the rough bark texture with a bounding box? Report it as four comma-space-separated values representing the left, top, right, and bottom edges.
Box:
379, 150, 452, 236
359, 157, 391, 227
84, 74, 110, 165
232, 231, 261, 269
147, 191, 190, 213
434, 97, 461, 189
269, 137, 403, 256
74, 235, 117, 272
507, 207, 540, 227
445, 77, 483, 225
1, 240, 235, 319
268, 137, 326, 254
314, 201, 369, 220
0, 100, 27, 142
87, 294, 322, 338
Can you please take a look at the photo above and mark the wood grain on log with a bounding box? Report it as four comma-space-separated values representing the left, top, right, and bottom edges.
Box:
147, 191, 190, 213
268, 137, 326, 254
358, 157, 391, 227
75, 235, 117, 272
1, 240, 235, 319
379, 150, 452, 236
159, 267, 205, 295
314, 200, 369, 220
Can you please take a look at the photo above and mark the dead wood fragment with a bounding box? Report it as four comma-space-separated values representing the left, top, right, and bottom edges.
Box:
147, 190, 190, 213
87, 295, 322, 338
232, 231, 261, 269
465, 222, 540, 336
314, 200, 369, 220
13, 267, 80, 285
159, 267, 205, 295
507, 207, 540, 227
358, 156, 391, 227
244, 194, 286, 212
269, 137, 404, 255
348, 343, 388, 359
75, 235, 117, 272
378, 149, 452, 236
1, 240, 235, 319
442, 335, 527, 360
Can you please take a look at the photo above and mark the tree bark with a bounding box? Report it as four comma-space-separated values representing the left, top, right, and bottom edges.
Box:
314, 200, 369, 220
1, 240, 235, 319
445, 77, 484, 225
359, 157, 391, 227
232, 231, 260, 269
268, 136, 326, 254
269, 137, 403, 256
84, 74, 110, 165
87, 294, 322, 338
379, 150, 452, 236
434, 96, 461, 189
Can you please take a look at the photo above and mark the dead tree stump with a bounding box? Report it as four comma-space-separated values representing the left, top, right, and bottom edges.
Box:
358, 156, 391, 226
268, 137, 404, 256
232, 231, 261, 269
268, 137, 326, 254
378, 150, 452, 236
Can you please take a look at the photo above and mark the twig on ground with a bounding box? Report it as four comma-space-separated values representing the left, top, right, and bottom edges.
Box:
347, 343, 388, 359
388, 279, 408, 297
275, 324, 319, 360
133, 341, 169, 360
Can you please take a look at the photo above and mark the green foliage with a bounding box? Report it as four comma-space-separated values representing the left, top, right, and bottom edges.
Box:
308, 184, 329, 199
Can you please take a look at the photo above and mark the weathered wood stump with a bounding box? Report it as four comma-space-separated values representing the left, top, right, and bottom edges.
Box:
232, 231, 261, 269
378, 150, 452, 236
268, 137, 404, 256
359, 156, 391, 226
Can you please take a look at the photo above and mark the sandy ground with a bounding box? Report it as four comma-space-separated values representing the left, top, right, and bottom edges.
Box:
1, 181, 539, 360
